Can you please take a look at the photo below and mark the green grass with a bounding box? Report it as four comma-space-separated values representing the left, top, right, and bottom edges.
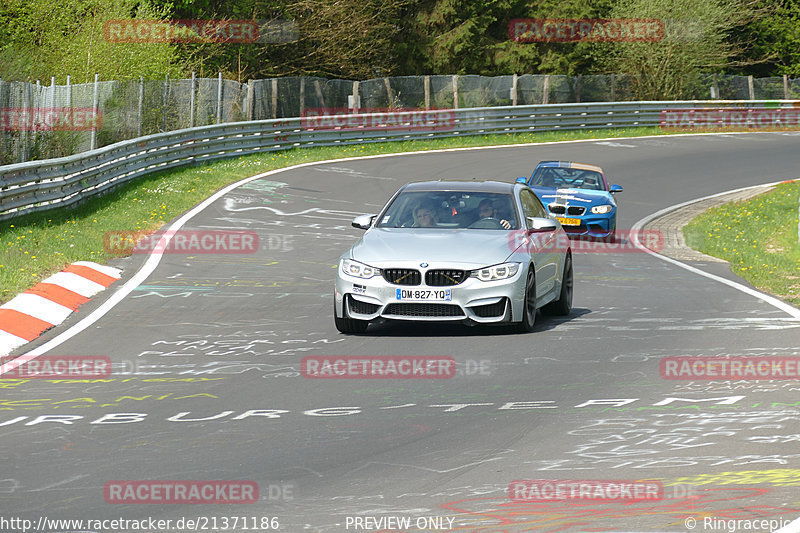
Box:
0, 126, 667, 303
683, 180, 800, 307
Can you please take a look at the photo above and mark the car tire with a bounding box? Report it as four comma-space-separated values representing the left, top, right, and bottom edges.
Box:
542, 253, 573, 316
516, 267, 537, 333
604, 223, 616, 243
334, 297, 369, 334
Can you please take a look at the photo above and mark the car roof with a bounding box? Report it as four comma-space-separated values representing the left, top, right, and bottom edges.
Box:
401, 180, 520, 193
536, 161, 604, 173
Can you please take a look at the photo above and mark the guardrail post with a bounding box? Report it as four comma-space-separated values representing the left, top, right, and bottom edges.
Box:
190, 71, 196, 127
350, 81, 359, 111
137, 76, 144, 137
216, 72, 223, 124
163, 74, 170, 132
271, 78, 278, 119
748, 75, 755, 100
314, 79, 325, 109
542, 75, 550, 105
66, 74, 71, 110
511, 74, 518, 105
611, 74, 616, 102
90, 73, 99, 150
452, 75, 458, 109
784, 75, 789, 99
299, 77, 305, 117
424, 75, 430, 110
246, 79, 254, 121
384, 77, 393, 107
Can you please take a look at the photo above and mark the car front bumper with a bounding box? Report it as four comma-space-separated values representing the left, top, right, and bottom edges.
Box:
556, 214, 615, 238
334, 261, 527, 325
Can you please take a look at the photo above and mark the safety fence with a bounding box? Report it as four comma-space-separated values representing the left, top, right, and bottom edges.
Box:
3, 73, 800, 164
1, 100, 798, 221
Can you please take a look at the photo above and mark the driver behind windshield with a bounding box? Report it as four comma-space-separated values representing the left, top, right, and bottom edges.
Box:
412, 200, 439, 227
477, 198, 511, 229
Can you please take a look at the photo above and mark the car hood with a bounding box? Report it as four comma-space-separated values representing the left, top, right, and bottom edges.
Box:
532, 186, 615, 206
349, 228, 515, 268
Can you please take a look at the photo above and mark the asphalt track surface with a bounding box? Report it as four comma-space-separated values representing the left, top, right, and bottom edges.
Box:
4, 132, 800, 533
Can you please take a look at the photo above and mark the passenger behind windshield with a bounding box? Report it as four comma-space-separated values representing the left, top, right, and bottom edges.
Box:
477, 199, 511, 229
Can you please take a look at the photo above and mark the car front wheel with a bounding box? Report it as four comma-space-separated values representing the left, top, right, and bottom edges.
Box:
334, 297, 369, 334
516, 267, 537, 333
542, 253, 572, 316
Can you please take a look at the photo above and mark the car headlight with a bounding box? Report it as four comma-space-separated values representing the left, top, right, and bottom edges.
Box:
591, 204, 613, 214
341, 259, 381, 279
470, 262, 520, 282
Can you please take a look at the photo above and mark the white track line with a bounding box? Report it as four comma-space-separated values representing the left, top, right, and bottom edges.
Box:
631, 180, 800, 319
9, 131, 800, 365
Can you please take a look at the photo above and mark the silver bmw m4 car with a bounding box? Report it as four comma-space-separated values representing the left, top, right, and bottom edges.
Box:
333, 180, 573, 334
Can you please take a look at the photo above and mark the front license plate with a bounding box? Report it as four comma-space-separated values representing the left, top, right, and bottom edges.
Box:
556, 217, 581, 226
396, 288, 452, 301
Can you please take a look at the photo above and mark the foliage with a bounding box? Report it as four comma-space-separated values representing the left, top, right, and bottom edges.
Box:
0, 0, 182, 83
596, 0, 757, 99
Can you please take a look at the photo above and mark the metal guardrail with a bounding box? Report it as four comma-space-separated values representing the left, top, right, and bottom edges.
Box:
1, 100, 797, 221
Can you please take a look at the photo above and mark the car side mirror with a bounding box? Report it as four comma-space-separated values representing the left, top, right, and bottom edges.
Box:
527, 217, 558, 232
515, 177, 528, 184
352, 214, 376, 230
610, 184, 623, 193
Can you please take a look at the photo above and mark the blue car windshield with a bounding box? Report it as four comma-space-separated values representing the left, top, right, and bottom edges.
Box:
530, 167, 605, 191
376, 191, 520, 229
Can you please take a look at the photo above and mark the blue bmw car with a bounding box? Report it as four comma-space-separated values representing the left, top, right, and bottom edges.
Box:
516, 161, 623, 241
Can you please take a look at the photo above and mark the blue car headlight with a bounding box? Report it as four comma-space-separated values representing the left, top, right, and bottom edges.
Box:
341, 259, 381, 279
591, 204, 614, 214
470, 262, 520, 282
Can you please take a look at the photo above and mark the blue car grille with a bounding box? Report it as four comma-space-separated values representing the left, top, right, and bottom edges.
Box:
548, 204, 586, 216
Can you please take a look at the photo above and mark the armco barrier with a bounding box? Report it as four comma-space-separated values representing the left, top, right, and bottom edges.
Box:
1, 100, 798, 221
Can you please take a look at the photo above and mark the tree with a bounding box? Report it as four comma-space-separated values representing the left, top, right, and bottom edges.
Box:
597, 0, 758, 99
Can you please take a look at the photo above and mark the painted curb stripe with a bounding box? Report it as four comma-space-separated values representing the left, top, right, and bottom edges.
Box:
0, 330, 28, 356
63, 264, 118, 287
0, 309, 53, 341
25, 283, 90, 311
41, 272, 105, 298
0, 293, 73, 326
72, 261, 122, 279
0, 261, 120, 357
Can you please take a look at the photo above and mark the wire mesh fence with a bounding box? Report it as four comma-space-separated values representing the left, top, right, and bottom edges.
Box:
2, 72, 799, 164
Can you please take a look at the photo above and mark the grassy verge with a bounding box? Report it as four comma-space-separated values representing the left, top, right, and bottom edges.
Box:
683, 180, 800, 307
0, 126, 666, 303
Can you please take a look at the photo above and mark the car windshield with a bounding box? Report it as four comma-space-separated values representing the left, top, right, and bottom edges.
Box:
530, 167, 605, 191
376, 190, 520, 229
